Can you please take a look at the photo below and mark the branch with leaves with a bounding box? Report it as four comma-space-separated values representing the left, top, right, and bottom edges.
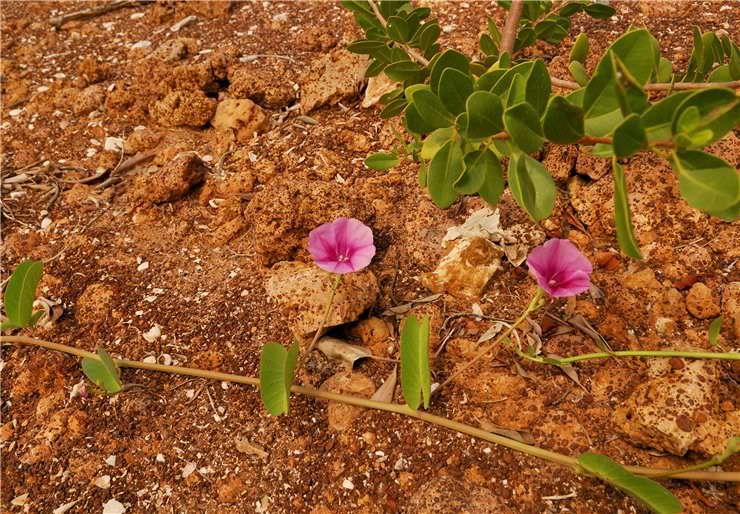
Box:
344, 0, 740, 259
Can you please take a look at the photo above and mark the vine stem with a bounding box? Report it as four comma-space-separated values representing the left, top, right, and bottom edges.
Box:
296, 273, 342, 371
436, 288, 545, 393
3, 334, 739, 482
499, 0, 525, 55
527, 349, 740, 364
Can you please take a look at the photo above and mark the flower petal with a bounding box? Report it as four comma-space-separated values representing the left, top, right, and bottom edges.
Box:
550, 270, 591, 297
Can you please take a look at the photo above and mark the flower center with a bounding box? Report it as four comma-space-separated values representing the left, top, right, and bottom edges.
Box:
548, 279, 558, 287
337, 254, 350, 262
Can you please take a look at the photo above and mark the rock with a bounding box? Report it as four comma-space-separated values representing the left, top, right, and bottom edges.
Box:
685, 283, 721, 319
541, 143, 577, 182
123, 128, 163, 154
421, 236, 503, 299
638, 0, 692, 17
73, 84, 105, 115
211, 98, 269, 142
350, 317, 389, 345
216, 476, 245, 503
362, 74, 399, 108
180, 0, 232, 18
624, 268, 662, 291
265, 262, 379, 337
76, 283, 118, 325
245, 178, 374, 265
130, 153, 207, 205
148, 37, 198, 62
408, 475, 513, 513
721, 282, 740, 340
614, 359, 729, 456
150, 90, 217, 127
319, 371, 376, 432
575, 147, 610, 180
76, 57, 110, 86
228, 65, 296, 109
301, 49, 369, 113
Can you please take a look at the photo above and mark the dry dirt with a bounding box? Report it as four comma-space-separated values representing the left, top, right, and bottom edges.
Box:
1, 1, 739, 513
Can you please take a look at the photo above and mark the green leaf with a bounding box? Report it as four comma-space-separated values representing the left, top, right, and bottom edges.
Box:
476, 69, 507, 92
384, 60, 424, 82
656, 57, 673, 83
583, 3, 616, 18
346, 39, 389, 55
543, 95, 585, 144
535, 17, 569, 44
81, 348, 122, 395
708, 316, 723, 346
400, 314, 431, 410
671, 88, 740, 147
578, 452, 682, 514
380, 97, 408, 119
613, 114, 646, 158
487, 16, 502, 45
708, 64, 732, 83
386, 15, 409, 43
3, 260, 43, 328
438, 68, 473, 115
0, 320, 22, 331
259, 341, 300, 416
504, 103, 545, 154
641, 91, 693, 143
464, 91, 504, 139
508, 153, 557, 221
405, 102, 435, 134
479, 34, 498, 57
28, 310, 45, 328
568, 61, 589, 86
421, 127, 454, 160
411, 89, 455, 129
418, 158, 427, 187
570, 33, 589, 64
477, 152, 506, 206
454, 149, 496, 194
559, 2, 584, 17
428, 140, 463, 208
613, 159, 643, 259
364, 152, 400, 170
417, 22, 441, 53
669, 150, 739, 215
525, 60, 552, 116
611, 53, 649, 116
429, 49, 470, 94
514, 26, 536, 52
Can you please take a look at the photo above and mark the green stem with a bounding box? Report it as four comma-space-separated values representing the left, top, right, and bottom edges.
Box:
524, 350, 740, 365
436, 288, 545, 393
1, 335, 738, 482
296, 273, 342, 370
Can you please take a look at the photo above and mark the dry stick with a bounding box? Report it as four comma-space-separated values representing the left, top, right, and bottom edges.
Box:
2, 335, 738, 483
488, 131, 675, 148
49, 0, 144, 29
499, 0, 526, 55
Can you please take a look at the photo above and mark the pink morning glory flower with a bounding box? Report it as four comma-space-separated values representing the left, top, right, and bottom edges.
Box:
308, 217, 376, 274
526, 239, 593, 298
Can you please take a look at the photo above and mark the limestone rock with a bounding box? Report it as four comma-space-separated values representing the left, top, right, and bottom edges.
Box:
211, 98, 269, 142
685, 283, 721, 319
575, 147, 610, 180
362, 73, 399, 108
265, 262, 379, 337
73, 84, 105, 116
721, 282, 740, 340
149, 37, 198, 62
76, 283, 118, 325
245, 178, 374, 265
319, 371, 376, 432
130, 153, 207, 205
408, 475, 513, 513
150, 90, 216, 127
301, 49, 369, 113
421, 236, 503, 299
541, 143, 577, 182
228, 65, 295, 109
615, 359, 729, 456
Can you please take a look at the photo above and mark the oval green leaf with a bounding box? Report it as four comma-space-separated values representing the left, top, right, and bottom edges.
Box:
428, 140, 463, 208
259, 341, 300, 416
669, 150, 739, 215
508, 153, 556, 221
364, 152, 400, 170
543, 96, 585, 144
504, 103, 545, 154
3, 260, 43, 327
613, 159, 643, 259
400, 315, 431, 410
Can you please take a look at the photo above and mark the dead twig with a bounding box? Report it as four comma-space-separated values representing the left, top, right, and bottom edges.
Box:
500, 0, 525, 55
49, 0, 146, 29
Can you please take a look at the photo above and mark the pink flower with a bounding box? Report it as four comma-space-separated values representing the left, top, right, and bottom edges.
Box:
308, 217, 375, 274
526, 239, 592, 298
